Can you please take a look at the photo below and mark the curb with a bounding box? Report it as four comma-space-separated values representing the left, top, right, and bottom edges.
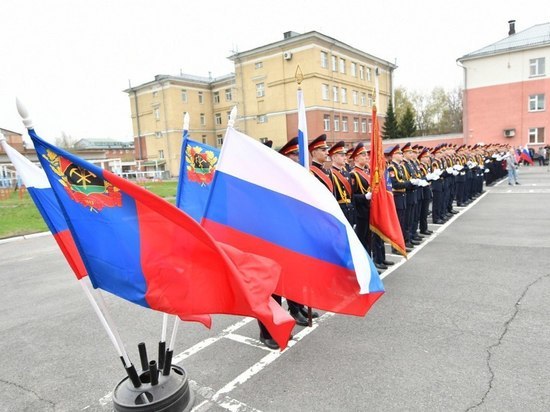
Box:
0, 231, 51, 245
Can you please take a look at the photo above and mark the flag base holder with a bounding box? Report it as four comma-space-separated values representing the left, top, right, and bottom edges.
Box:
112, 364, 194, 412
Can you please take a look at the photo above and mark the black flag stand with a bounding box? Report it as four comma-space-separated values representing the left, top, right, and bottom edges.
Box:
112, 342, 194, 412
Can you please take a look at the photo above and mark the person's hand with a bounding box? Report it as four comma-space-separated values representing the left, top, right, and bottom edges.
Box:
365, 192, 372, 200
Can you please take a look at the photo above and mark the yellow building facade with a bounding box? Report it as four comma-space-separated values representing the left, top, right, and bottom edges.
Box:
125, 31, 396, 177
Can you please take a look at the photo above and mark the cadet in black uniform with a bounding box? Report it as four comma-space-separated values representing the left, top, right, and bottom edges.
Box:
329, 140, 355, 225
309, 134, 334, 194
387, 145, 414, 249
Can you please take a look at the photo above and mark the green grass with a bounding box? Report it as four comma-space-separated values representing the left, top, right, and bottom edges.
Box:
0, 180, 179, 239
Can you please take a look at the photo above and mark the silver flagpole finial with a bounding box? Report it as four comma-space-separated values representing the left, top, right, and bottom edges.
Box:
227, 106, 237, 128
16, 97, 34, 130
183, 112, 190, 131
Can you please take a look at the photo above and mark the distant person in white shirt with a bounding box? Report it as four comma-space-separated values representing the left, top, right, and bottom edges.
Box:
505, 149, 520, 185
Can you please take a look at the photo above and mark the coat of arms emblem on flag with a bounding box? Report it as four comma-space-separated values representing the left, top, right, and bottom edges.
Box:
43, 149, 122, 212
185, 145, 217, 186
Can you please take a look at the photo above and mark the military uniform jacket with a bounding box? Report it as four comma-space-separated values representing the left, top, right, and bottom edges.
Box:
402, 159, 418, 205
419, 162, 433, 200
310, 161, 334, 194
388, 161, 410, 209
350, 166, 371, 218
331, 166, 353, 205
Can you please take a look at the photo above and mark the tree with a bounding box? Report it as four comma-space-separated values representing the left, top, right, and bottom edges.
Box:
382, 99, 400, 139
394, 87, 414, 124
399, 106, 417, 138
55, 131, 76, 148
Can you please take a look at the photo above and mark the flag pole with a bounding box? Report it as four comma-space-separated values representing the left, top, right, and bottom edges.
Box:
295, 66, 314, 326
162, 317, 180, 376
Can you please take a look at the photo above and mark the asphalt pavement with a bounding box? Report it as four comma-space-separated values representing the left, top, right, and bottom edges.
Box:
1, 165, 549, 412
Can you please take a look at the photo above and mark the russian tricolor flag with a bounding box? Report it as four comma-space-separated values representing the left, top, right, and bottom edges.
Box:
202, 127, 384, 316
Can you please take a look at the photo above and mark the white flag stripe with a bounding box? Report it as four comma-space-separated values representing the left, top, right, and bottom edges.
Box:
0, 138, 50, 189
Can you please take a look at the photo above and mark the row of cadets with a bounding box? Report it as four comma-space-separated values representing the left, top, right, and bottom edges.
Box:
349, 142, 394, 270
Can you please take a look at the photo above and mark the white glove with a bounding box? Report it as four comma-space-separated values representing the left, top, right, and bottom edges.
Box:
468, 163, 476, 169
492, 154, 498, 159
484, 168, 490, 173
365, 192, 372, 200
446, 167, 454, 174
460, 171, 466, 176
453, 164, 463, 171
434, 168, 442, 176
419, 180, 429, 187
452, 170, 459, 176
485, 159, 491, 163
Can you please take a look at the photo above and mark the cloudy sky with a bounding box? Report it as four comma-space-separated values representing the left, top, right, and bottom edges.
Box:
0, 0, 547, 142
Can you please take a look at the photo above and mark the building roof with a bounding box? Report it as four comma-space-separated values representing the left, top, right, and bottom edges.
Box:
124, 73, 235, 93
458, 22, 550, 61
229, 30, 397, 69
74, 138, 134, 149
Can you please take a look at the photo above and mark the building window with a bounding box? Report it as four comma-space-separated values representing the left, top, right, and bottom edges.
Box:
225, 88, 232, 101
342, 117, 349, 132
227, 111, 231, 121
155, 131, 162, 138
198, 92, 204, 104
321, 51, 328, 68
368, 93, 374, 107
368, 119, 373, 133
361, 93, 367, 106
528, 127, 545, 143
322, 84, 330, 100
213, 91, 220, 104
215, 113, 222, 125
530, 58, 545, 77
359, 65, 365, 80
367, 67, 372, 81
181, 90, 188, 103
257, 114, 268, 123
339, 58, 346, 74
334, 116, 340, 132
529, 94, 545, 111
333, 86, 339, 102
256, 82, 265, 97
361, 119, 367, 133
154, 107, 160, 120
255, 61, 263, 69
353, 118, 359, 132
341, 88, 347, 104
352, 90, 358, 105
202, 135, 207, 144
159, 150, 164, 159
200, 113, 206, 126
323, 115, 331, 131
331, 55, 337, 71
350, 62, 357, 77
217, 134, 224, 147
